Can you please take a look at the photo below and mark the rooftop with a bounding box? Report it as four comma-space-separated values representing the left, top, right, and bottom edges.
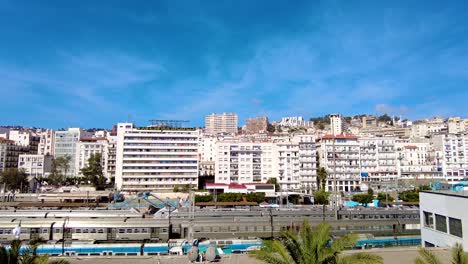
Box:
421, 190, 468, 198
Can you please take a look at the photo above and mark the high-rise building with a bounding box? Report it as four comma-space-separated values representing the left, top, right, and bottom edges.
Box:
115, 123, 199, 192
37, 129, 55, 156
0, 138, 30, 174
54, 128, 86, 177
431, 133, 468, 182
359, 137, 398, 183
205, 113, 238, 135
316, 134, 361, 192
329, 114, 343, 136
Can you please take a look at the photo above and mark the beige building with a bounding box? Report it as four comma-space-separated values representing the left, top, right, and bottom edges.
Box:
448, 117, 466, 134
205, 113, 238, 135
245, 117, 269, 134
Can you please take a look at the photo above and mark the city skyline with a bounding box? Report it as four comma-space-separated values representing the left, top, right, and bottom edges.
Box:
1, 1, 468, 129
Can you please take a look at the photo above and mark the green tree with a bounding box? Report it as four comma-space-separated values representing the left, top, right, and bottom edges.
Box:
314, 190, 330, 222
376, 193, 394, 203
173, 186, 180, 192
194, 194, 213, 203
317, 167, 328, 190
48, 155, 72, 185
367, 188, 374, 196
80, 153, 106, 188
251, 221, 383, 264
0, 239, 69, 264
246, 193, 266, 203
267, 178, 281, 192
351, 194, 374, 207
414, 243, 468, 264
0, 168, 28, 192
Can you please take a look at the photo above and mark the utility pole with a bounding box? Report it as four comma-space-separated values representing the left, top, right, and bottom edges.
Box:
269, 208, 274, 239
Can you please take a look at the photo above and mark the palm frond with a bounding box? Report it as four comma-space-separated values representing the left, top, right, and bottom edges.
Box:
0, 246, 8, 264
451, 243, 468, 264
339, 252, 383, 264
9, 239, 21, 264
416, 248, 443, 264
251, 240, 295, 264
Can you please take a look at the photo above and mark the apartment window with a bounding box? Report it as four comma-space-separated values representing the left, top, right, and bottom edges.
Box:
449, 217, 463, 238
435, 214, 447, 233
423, 211, 434, 228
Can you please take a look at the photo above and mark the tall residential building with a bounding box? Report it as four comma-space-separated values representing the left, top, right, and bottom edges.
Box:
54, 128, 86, 177
205, 113, 238, 135
298, 138, 317, 194
277, 140, 301, 191
329, 114, 343, 136
431, 133, 468, 182
215, 141, 276, 185
115, 123, 199, 192
359, 137, 398, 182
245, 117, 269, 134
37, 129, 55, 156
106, 134, 117, 180
316, 134, 361, 192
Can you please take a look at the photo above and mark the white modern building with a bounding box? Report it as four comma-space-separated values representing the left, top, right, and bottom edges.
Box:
411, 117, 447, 138
115, 123, 199, 192
205, 113, 238, 135
214, 141, 276, 185
420, 190, 467, 248
395, 142, 442, 179
279, 116, 313, 128
8, 130, 39, 153
54, 128, 86, 177
316, 134, 361, 192
18, 154, 53, 178
37, 129, 55, 156
74, 138, 107, 178
329, 114, 343, 136
431, 133, 468, 182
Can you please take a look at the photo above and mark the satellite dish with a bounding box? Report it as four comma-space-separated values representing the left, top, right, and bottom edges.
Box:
205, 247, 217, 262
187, 246, 199, 262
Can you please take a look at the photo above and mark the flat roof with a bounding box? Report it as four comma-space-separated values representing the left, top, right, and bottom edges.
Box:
421, 190, 468, 199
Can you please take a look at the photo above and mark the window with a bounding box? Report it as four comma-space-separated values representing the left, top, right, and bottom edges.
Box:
435, 214, 447, 233
423, 211, 434, 228
449, 217, 463, 238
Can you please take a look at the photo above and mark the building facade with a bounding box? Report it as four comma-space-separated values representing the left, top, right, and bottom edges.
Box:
54, 128, 85, 177
317, 134, 361, 192
205, 113, 238, 135
329, 114, 343, 136
115, 123, 199, 192
37, 129, 55, 156
74, 138, 107, 177
431, 133, 468, 182
18, 154, 53, 178
420, 191, 467, 249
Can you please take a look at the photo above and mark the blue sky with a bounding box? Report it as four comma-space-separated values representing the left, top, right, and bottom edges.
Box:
1, 0, 468, 128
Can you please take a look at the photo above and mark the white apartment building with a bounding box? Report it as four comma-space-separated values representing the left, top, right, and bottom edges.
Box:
205, 113, 238, 135
277, 140, 301, 191
8, 130, 39, 153
420, 191, 467, 248
431, 133, 468, 182
448, 117, 466, 134
106, 134, 117, 180
329, 114, 343, 136
317, 134, 361, 192
411, 117, 447, 138
115, 123, 199, 192
54, 128, 86, 177
18, 154, 53, 178
75, 138, 107, 178
359, 137, 398, 182
198, 135, 217, 162
215, 141, 276, 185
395, 142, 442, 179
279, 116, 313, 128
0, 138, 10, 174
37, 129, 55, 156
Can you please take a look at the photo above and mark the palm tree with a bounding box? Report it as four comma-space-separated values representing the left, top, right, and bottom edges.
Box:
0, 240, 69, 264
316, 167, 328, 190
414, 243, 468, 264
313, 190, 330, 222
251, 221, 383, 264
